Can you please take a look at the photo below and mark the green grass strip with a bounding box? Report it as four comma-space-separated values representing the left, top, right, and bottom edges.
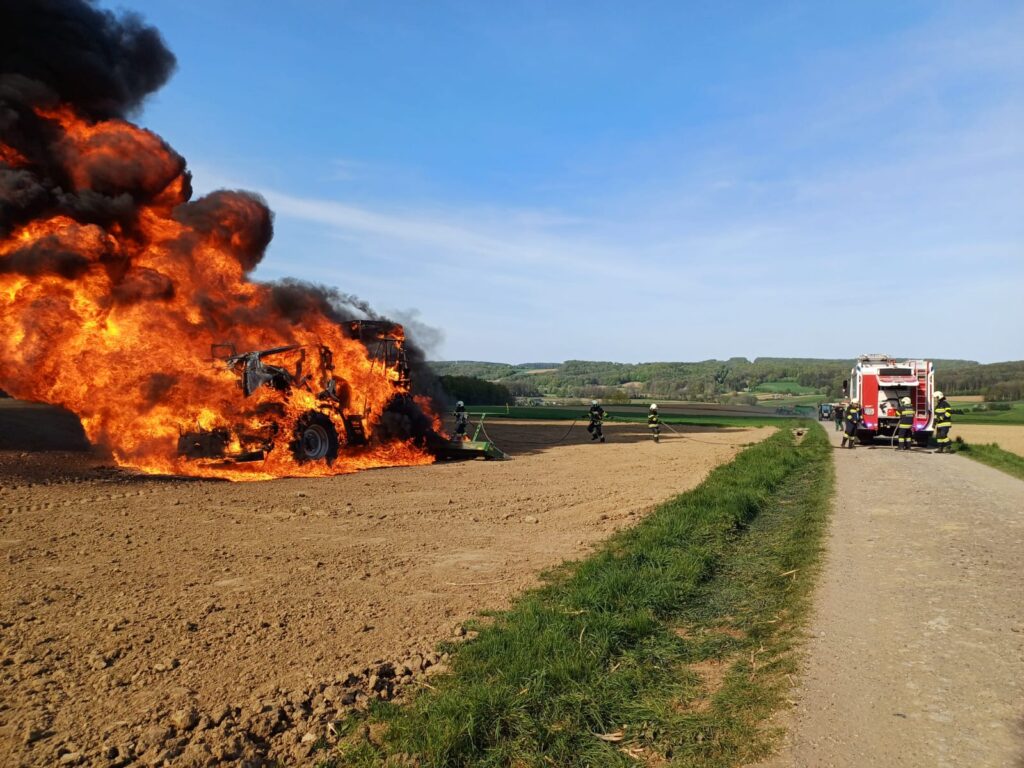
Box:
950, 438, 1024, 481
324, 424, 833, 767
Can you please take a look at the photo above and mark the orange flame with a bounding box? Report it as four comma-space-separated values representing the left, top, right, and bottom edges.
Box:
0, 143, 27, 167
0, 106, 435, 479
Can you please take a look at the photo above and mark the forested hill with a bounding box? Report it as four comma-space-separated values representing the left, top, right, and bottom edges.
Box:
429, 358, 1024, 402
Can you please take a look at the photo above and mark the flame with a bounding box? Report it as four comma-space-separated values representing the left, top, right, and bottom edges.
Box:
0, 105, 435, 479
0, 143, 27, 167
415, 394, 446, 435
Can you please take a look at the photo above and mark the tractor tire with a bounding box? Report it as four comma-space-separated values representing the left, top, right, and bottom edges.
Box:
291, 411, 339, 464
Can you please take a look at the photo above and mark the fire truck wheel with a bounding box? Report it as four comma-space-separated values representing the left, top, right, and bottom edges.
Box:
914, 433, 931, 448
292, 411, 339, 464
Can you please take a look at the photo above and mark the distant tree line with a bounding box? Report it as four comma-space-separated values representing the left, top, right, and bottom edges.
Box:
430, 358, 1024, 402
437, 375, 513, 406
936, 361, 1024, 401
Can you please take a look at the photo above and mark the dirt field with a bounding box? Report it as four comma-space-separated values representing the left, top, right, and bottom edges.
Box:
0, 403, 771, 767
758, 426, 1024, 767
952, 423, 1024, 457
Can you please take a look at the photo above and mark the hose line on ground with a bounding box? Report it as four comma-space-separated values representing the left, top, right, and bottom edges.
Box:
461, 415, 746, 450
473, 418, 580, 446
658, 420, 749, 445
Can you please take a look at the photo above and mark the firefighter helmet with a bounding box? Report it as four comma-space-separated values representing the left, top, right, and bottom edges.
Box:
650, 403, 658, 410
591, 400, 598, 406
849, 399, 859, 406
456, 400, 464, 408
900, 396, 912, 406
934, 391, 944, 399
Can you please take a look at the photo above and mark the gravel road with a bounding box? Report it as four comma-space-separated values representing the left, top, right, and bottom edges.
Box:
760, 426, 1024, 767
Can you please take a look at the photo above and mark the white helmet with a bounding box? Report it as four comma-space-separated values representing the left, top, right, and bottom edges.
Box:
934, 391, 944, 399
456, 400, 464, 407
650, 403, 658, 410
900, 396, 912, 406
591, 400, 598, 406
849, 400, 859, 406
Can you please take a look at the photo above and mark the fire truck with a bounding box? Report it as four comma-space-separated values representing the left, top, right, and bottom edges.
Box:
846, 354, 935, 446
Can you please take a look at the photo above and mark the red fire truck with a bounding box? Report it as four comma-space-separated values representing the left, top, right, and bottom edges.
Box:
846, 354, 935, 446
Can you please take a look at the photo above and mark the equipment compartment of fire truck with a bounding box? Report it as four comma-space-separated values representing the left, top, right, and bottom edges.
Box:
846, 354, 935, 446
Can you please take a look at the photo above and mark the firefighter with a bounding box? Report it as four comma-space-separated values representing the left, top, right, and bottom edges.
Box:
840, 400, 861, 448
833, 403, 845, 432
648, 403, 660, 442
454, 400, 469, 439
896, 396, 915, 450
587, 400, 606, 443
933, 391, 953, 452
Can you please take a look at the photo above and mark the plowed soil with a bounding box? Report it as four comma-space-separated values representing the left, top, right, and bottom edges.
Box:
0, 403, 771, 767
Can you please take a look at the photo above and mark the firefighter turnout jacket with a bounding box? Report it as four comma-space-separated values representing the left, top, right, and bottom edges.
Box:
648, 412, 659, 429
934, 396, 953, 449
844, 404, 861, 433
896, 401, 916, 449
454, 403, 468, 436
898, 404, 915, 429
587, 404, 606, 441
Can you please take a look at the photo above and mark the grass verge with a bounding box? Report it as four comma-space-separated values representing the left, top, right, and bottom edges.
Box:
322, 424, 833, 767
950, 438, 1024, 482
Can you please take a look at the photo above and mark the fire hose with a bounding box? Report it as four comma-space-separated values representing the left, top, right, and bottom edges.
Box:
602, 416, 734, 446
465, 415, 746, 449
469, 418, 580, 446
657, 419, 748, 445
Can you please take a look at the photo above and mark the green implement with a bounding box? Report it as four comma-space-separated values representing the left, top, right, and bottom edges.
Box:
427, 413, 507, 461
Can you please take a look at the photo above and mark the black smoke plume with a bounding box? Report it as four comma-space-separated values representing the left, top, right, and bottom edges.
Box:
0, 0, 176, 119
1, 0, 186, 235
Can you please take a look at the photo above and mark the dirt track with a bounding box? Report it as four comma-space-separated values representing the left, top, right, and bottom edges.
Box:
0, 404, 770, 767
759, 427, 1024, 767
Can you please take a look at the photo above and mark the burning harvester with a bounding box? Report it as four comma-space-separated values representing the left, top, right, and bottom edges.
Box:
178, 321, 431, 466
176, 319, 503, 469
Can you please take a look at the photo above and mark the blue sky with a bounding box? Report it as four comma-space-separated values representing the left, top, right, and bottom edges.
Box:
131, 1, 1022, 363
